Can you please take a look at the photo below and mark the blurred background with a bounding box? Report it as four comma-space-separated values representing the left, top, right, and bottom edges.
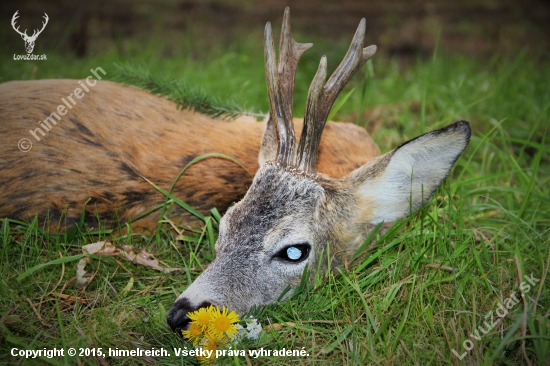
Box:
1, 0, 548, 61
1, 0, 548, 145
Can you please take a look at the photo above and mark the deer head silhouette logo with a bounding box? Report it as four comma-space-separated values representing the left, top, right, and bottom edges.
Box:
11, 11, 49, 54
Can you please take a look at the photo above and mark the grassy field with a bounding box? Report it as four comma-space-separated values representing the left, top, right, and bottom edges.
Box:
1, 25, 549, 365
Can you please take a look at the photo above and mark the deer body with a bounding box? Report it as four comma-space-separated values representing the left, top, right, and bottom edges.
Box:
0, 80, 380, 231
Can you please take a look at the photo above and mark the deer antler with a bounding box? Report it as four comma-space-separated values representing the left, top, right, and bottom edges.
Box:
11, 11, 28, 38
29, 13, 49, 40
264, 7, 312, 167
11, 11, 49, 41
297, 19, 377, 174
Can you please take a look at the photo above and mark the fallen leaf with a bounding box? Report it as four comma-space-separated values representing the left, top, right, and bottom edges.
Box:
119, 244, 182, 273
82, 241, 118, 256
77, 241, 182, 288
76, 257, 91, 288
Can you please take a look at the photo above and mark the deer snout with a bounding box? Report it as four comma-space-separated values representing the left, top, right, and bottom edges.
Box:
166, 298, 211, 335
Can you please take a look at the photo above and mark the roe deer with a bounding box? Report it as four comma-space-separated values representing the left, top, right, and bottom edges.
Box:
0, 80, 380, 232
166, 8, 470, 333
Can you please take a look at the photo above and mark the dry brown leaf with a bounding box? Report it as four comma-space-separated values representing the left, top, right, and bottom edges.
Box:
119, 244, 182, 273
78, 241, 182, 288
82, 241, 118, 256
76, 257, 92, 288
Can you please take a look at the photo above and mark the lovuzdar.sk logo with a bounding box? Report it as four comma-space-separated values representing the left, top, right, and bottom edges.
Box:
12, 10, 48, 61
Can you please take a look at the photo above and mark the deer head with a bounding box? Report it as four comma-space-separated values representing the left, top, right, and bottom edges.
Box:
12, 11, 49, 54
167, 8, 470, 334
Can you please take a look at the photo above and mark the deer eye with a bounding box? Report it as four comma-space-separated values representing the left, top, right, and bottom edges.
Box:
276, 244, 310, 263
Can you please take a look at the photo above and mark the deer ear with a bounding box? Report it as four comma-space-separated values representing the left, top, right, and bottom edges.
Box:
258, 114, 278, 166
347, 121, 471, 224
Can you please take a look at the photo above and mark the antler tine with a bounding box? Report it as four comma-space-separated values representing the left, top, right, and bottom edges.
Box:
297, 56, 327, 172
40, 13, 49, 32
277, 8, 313, 125
11, 10, 18, 25
264, 7, 312, 166
264, 22, 290, 165
31, 13, 49, 39
298, 18, 377, 173
324, 19, 375, 101
11, 11, 28, 37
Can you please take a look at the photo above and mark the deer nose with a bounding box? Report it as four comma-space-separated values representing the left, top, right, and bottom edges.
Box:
166, 298, 212, 335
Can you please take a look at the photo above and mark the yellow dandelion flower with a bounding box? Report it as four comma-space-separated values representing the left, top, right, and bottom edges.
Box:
197, 337, 228, 364
181, 322, 203, 345
196, 355, 211, 365
183, 306, 241, 364
188, 306, 215, 328
203, 337, 220, 352
206, 306, 240, 339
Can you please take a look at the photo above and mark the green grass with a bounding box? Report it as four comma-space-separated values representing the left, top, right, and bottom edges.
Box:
1, 30, 549, 365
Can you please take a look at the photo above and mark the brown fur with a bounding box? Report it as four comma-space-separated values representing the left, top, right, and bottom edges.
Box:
0, 79, 380, 232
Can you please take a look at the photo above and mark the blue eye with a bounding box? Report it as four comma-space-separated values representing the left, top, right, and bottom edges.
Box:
276, 244, 310, 263
287, 246, 302, 260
